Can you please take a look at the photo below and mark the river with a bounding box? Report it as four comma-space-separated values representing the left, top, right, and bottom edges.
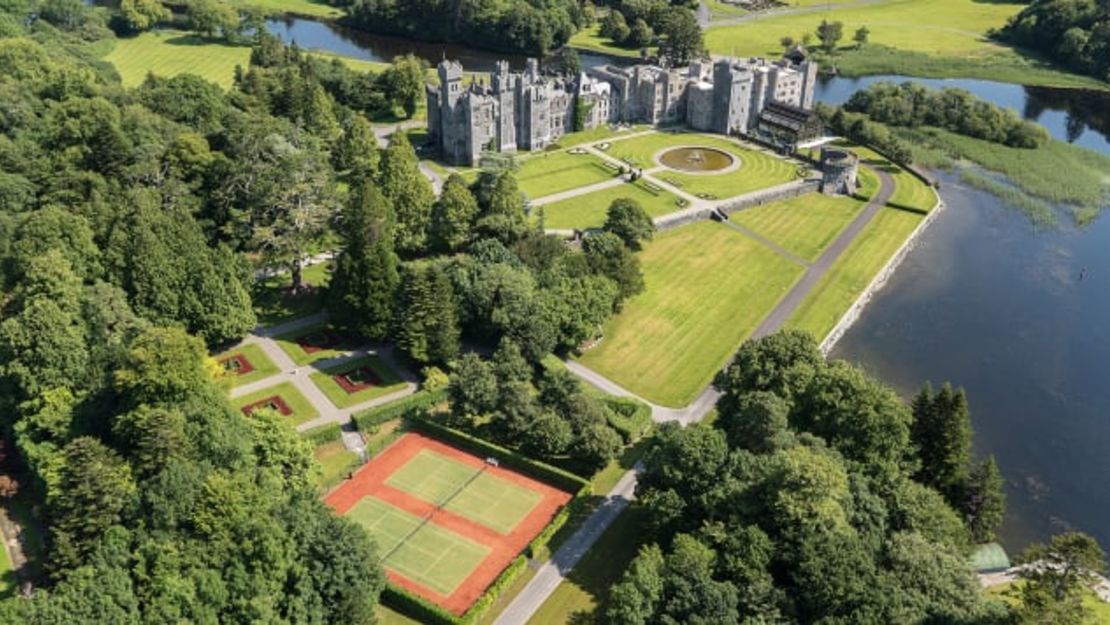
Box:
266, 16, 1110, 552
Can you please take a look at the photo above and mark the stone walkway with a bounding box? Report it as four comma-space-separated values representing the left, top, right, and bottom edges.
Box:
228, 312, 418, 451
498, 167, 897, 624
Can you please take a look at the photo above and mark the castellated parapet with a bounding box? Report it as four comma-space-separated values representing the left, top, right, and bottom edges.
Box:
426, 55, 819, 166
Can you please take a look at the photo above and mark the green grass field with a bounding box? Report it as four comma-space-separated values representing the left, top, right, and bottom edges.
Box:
233, 381, 320, 426
309, 354, 406, 408
536, 179, 683, 230
387, 450, 543, 534
216, 343, 279, 387
606, 131, 799, 199
578, 221, 804, 406
984, 581, 1110, 623
348, 496, 490, 596
568, 24, 644, 59
230, 0, 342, 18
731, 193, 867, 262
275, 323, 361, 366
314, 440, 360, 491
515, 150, 618, 199
106, 31, 251, 89
785, 205, 925, 340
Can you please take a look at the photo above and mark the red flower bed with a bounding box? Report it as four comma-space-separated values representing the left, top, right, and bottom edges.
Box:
333, 367, 382, 394
220, 354, 255, 376
295, 329, 341, 354
240, 395, 292, 416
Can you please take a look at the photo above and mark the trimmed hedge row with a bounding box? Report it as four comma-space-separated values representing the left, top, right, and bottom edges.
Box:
300, 422, 342, 445
602, 396, 653, 443
351, 387, 447, 432
407, 416, 591, 494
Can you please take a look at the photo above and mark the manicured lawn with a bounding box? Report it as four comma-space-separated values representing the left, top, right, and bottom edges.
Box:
785, 205, 925, 341
232, 381, 320, 427
106, 31, 251, 88
607, 131, 800, 199
516, 150, 619, 199
348, 496, 490, 596
525, 506, 649, 625
556, 124, 652, 148
274, 322, 360, 366
376, 606, 423, 625
578, 221, 804, 407
230, 0, 342, 18
730, 193, 867, 262
215, 343, 280, 388
568, 23, 644, 59
705, 0, 1025, 60
253, 261, 332, 326
536, 179, 684, 230
308, 354, 406, 408
314, 440, 360, 491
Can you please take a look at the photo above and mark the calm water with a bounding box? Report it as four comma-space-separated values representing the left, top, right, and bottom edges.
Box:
264, 17, 629, 72
814, 74, 1110, 155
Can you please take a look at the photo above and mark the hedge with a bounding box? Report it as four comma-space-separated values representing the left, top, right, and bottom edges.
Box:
351, 387, 447, 432
300, 422, 342, 445
406, 416, 591, 494
602, 396, 653, 443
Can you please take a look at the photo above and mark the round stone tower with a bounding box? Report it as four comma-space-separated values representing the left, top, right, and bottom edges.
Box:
819, 147, 859, 195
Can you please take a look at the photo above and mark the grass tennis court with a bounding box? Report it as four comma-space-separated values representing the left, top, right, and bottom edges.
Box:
326, 433, 572, 614
349, 497, 491, 597
387, 450, 544, 534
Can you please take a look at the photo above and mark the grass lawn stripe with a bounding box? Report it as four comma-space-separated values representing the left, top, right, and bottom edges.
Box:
536, 178, 684, 230
348, 497, 490, 597
578, 221, 805, 407
730, 193, 868, 262
785, 206, 926, 341
308, 354, 406, 408
231, 381, 319, 426
215, 342, 280, 388
514, 151, 619, 198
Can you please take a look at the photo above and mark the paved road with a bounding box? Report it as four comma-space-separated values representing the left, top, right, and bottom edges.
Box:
500, 168, 897, 625
492, 466, 640, 625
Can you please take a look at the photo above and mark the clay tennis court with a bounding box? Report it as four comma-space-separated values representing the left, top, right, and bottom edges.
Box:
325, 432, 572, 614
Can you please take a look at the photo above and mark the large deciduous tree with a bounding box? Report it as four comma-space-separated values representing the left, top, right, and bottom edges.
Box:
604, 197, 655, 250
658, 7, 705, 66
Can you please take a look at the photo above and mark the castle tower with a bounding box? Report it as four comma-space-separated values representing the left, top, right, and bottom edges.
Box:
435, 60, 470, 164
492, 60, 517, 152
799, 60, 818, 109
712, 59, 752, 135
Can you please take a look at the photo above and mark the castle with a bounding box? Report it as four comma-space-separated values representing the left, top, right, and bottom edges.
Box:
426, 55, 821, 166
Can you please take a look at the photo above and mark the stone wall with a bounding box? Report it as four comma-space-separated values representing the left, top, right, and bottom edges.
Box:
717, 179, 820, 216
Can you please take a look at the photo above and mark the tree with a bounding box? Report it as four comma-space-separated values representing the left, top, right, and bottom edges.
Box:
392, 262, 460, 365
113, 327, 212, 407
448, 353, 499, 421
583, 232, 645, 303
326, 182, 400, 340
816, 19, 844, 54
118, 0, 170, 32
547, 46, 581, 76
964, 456, 1005, 543
604, 197, 654, 250
335, 113, 380, 179
601, 9, 630, 43
627, 18, 653, 48
378, 131, 433, 254
780, 35, 796, 52
853, 25, 870, 48
1017, 532, 1108, 625
381, 54, 427, 118
430, 174, 479, 252
714, 330, 823, 404
910, 383, 972, 504
476, 171, 527, 243
716, 391, 791, 453
658, 8, 705, 66
185, 0, 238, 39
112, 406, 189, 477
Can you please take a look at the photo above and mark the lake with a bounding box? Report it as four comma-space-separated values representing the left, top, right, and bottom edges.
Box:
261, 16, 1110, 552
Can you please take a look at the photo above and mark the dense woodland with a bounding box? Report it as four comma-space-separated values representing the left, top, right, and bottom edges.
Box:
999, 0, 1110, 83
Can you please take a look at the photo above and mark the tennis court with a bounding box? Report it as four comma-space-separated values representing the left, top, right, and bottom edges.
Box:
325, 433, 573, 614
386, 449, 544, 534
347, 496, 490, 596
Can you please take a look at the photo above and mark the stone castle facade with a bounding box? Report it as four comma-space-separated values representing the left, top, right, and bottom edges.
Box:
426, 55, 819, 166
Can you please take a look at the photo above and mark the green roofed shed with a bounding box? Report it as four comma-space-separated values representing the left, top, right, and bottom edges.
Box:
969, 542, 1011, 573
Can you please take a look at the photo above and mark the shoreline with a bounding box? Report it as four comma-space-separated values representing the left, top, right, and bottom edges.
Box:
819, 184, 946, 355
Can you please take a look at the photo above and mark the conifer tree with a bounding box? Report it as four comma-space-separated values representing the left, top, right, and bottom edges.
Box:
430, 173, 479, 252
326, 181, 399, 340
393, 263, 460, 364
377, 131, 433, 254
476, 171, 527, 243
910, 383, 972, 505
964, 456, 1006, 543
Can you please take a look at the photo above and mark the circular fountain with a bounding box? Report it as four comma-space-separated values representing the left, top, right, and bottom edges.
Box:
658, 146, 735, 173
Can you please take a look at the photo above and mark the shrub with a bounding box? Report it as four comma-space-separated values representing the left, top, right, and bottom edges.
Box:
301, 422, 343, 445
351, 388, 448, 432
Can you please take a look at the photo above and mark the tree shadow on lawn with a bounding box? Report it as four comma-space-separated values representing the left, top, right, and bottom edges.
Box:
163, 34, 251, 48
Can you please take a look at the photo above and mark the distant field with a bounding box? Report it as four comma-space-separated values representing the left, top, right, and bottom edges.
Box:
536, 179, 683, 230
230, 0, 342, 18
785, 205, 925, 340
605, 131, 799, 199
578, 221, 804, 406
731, 193, 866, 262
